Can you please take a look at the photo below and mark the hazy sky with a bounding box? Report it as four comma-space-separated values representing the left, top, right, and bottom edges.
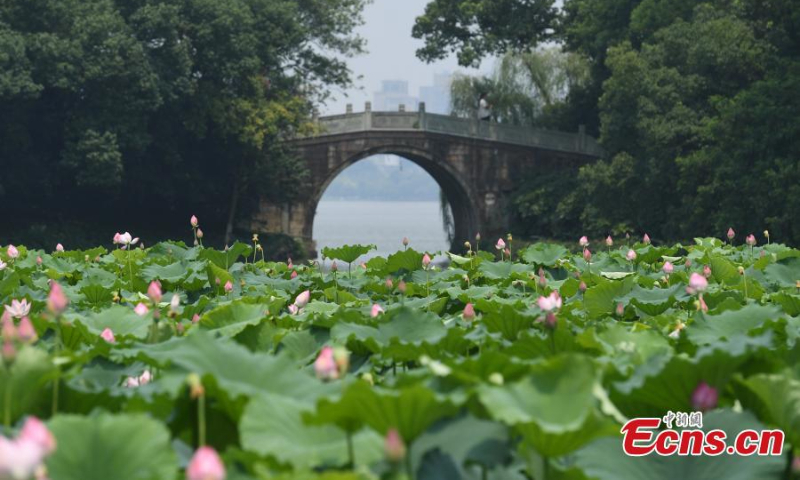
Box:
323, 0, 491, 115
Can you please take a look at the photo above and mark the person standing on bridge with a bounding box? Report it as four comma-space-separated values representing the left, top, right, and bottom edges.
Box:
478, 93, 492, 122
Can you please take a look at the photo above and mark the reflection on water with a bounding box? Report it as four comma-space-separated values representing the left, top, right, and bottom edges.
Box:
313, 200, 450, 260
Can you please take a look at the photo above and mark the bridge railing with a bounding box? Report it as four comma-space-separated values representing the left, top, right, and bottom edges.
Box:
301, 104, 604, 157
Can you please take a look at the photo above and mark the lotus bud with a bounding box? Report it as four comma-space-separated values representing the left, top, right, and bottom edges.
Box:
223, 281, 233, 293
583, 248, 592, 263
475, 232, 481, 242
488, 372, 504, 385
504, 248, 511, 258
495, 238, 506, 250
371, 304, 384, 317
663, 261, 674, 274
746, 234, 756, 246
100, 328, 116, 344
196, 228, 204, 239
47, 281, 68, 314
170, 294, 181, 312
397, 280, 406, 294
738, 266, 745, 275
402, 237, 409, 247
333, 346, 349, 376
36, 256, 42, 266
190, 215, 199, 228
384, 429, 407, 463
697, 296, 708, 312
148, 281, 163, 303
643, 233, 651, 244
192, 314, 201, 324
507, 233, 513, 242
703, 265, 712, 278
422, 254, 431, 268
18, 317, 37, 344
19, 416, 56, 455
605, 236, 613, 247
294, 290, 310, 309
314, 346, 339, 380
462, 303, 475, 321
691, 382, 718, 412
688, 273, 708, 293
579, 236, 589, 247
2, 316, 17, 341
616, 303, 625, 316
764, 230, 770, 240
727, 228, 735, 240
385, 277, 393, 289
463, 241, 471, 250
55, 243, 64, 252
7, 245, 19, 259
626, 249, 637, 261
287, 257, 293, 269
186, 446, 225, 480
579, 281, 587, 293
134, 303, 149, 316
2, 341, 16, 365
290, 270, 298, 279
331, 261, 338, 272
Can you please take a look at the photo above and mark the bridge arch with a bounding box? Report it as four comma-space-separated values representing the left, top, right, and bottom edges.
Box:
308, 143, 479, 254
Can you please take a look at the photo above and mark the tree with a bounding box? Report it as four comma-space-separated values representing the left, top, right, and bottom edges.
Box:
0, 0, 367, 250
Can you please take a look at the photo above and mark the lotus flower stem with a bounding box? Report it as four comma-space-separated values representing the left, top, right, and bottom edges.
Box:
4, 381, 11, 428
405, 444, 414, 480
198, 392, 206, 446
346, 431, 355, 468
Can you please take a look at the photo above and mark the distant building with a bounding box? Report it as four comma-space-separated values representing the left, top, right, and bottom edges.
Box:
419, 73, 452, 115
373, 80, 418, 111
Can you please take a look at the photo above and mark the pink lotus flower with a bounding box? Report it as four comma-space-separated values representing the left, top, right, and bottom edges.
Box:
642, 233, 651, 244
190, 215, 199, 228
688, 273, 708, 293
691, 382, 718, 412
727, 228, 735, 240
314, 346, 339, 380
663, 262, 674, 274
288, 304, 299, 315
462, 303, 475, 321
385, 429, 406, 462
703, 264, 712, 278
47, 282, 68, 314
422, 254, 431, 268
19, 417, 56, 456
17, 317, 36, 344
605, 236, 613, 247
114, 232, 139, 247
746, 234, 756, 246
583, 248, 592, 263
55, 244, 64, 252
537, 291, 562, 312
134, 303, 149, 316
223, 281, 233, 293
626, 249, 637, 261
187, 446, 226, 480
579, 236, 589, 247
5, 299, 31, 318
100, 328, 116, 344
6, 245, 19, 259
371, 304, 384, 317
294, 290, 310, 309
148, 281, 163, 303
495, 238, 506, 250
125, 370, 153, 388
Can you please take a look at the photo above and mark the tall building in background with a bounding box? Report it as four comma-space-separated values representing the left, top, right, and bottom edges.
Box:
373, 80, 418, 111
419, 73, 452, 114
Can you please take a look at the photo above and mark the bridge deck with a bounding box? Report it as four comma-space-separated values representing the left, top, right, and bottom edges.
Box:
298, 111, 604, 157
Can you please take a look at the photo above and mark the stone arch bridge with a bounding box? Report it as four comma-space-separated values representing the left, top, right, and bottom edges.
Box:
251, 104, 604, 256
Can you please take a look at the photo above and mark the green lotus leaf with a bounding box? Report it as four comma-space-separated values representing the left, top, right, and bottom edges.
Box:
321, 244, 377, 264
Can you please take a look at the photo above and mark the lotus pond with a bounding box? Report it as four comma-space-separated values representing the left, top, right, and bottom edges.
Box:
1, 229, 799, 480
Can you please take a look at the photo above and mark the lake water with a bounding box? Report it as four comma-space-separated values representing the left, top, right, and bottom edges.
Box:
313, 200, 450, 259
